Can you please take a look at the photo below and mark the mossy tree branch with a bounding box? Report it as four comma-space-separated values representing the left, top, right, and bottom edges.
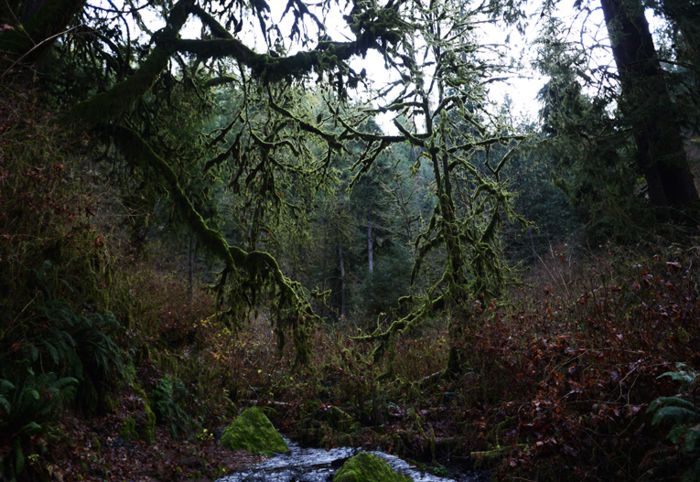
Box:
69, 0, 193, 124
112, 125, 317, 363
166, 34, 381, 84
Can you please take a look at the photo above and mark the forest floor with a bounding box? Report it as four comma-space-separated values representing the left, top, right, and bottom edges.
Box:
48, 413, 261, 481
36, 242, 698, 482
3, 88, 698, 481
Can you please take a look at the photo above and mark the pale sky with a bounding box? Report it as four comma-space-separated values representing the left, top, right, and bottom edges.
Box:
128, 0, 669, 126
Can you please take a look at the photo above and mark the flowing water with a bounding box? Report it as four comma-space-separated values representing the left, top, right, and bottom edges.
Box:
217, 438, 486, 482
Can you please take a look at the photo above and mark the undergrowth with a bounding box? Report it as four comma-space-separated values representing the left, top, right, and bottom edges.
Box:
205, 242, 699, 481
2, 85, 699, 481
0, 87, 125, 480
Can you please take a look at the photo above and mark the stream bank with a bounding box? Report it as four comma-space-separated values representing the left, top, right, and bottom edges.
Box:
217, 437, 486, 482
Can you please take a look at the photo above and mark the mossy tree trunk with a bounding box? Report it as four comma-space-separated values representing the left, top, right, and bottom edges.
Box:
347, 1, 518, 372
425, 102, 470, 376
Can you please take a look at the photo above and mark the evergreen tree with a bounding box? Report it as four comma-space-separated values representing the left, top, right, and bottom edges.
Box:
598, 0, 698, 212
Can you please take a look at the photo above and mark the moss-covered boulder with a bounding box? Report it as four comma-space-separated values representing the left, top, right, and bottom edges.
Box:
119, 387, 156, 443
220, 407, 289, 455
333, 452, 410, 482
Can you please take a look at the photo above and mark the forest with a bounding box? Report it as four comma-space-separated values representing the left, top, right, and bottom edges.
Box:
0, 0, 699, 480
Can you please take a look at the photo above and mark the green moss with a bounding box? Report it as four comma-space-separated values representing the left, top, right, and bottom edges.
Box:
142, 400, 156, 443
120, 416, 138, 440
333, 453, 410, 482
220, 407, 289, 455
119, 387, 156, 443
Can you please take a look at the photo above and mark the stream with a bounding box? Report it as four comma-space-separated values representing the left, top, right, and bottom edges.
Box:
217, 438, 486, 482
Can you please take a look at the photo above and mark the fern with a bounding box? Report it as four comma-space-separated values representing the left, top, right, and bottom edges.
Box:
37, 300, 125, 412
658, 363, 699, 385
0, 370, 77, 480
0, 300, 125, 479
647, 363, 700, 481
151, 376, 193, 437
0, 379, 14, 414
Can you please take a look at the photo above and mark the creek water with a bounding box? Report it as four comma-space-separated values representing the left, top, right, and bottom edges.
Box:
217, 438, 486, 482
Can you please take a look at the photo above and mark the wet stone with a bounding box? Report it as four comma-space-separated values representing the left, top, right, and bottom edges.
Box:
216, 438, 485, 482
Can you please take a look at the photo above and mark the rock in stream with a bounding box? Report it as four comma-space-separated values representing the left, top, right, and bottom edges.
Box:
217, 438, 485, 482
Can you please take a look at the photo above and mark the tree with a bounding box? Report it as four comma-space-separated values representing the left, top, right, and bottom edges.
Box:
599, 0, 699, 212
532, 18, 647, 243
2, 0, 521, 371
53, 0, 410, 360
337, 1, 522, 374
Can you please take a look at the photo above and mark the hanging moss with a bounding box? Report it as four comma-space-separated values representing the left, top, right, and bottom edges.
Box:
333, 453, 410, 482
111, 125, 316, 362
220, 407, 289, 455
69, 0, 192, 124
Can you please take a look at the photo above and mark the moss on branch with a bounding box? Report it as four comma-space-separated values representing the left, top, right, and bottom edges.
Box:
69, 0, 193, 124
354, 294, 445, 362
112, 125, 316, 363
167, 36, 374, 84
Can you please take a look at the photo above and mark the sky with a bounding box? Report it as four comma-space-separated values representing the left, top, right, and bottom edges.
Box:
130, 0, 669, 125
257, 0, 617, 123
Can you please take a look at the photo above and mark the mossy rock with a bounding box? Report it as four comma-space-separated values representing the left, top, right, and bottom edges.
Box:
119, 384, 156, 443
120, 416, 139, 440
333, 452, 410, 482
119, 400, 156, 443
220, 407, 289, 455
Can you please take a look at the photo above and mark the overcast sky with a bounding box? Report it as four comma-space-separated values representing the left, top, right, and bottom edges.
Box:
135, 0, 668, 125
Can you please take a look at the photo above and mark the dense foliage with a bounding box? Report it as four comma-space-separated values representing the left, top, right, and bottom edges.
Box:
1, 0, 698, 480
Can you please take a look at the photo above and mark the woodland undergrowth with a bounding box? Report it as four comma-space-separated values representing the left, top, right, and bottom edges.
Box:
243, 242, 700, 481
1, 87, 699, 481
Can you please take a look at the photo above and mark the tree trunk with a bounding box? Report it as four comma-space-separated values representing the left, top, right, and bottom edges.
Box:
367, 214, 374, 274
187, 235, 196, 305
0, 0, 86, 64
600, 0, 699, 210
338, 242, 346, 319
431, 142, 471, 377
